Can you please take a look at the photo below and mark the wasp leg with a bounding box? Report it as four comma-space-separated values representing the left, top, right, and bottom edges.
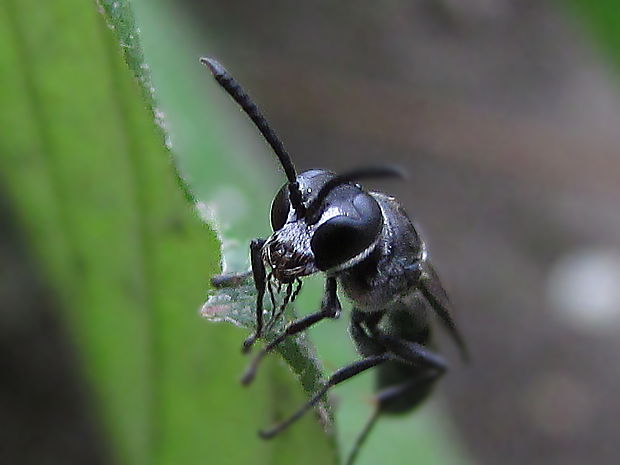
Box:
349, 309, 384, 357
345, 372, 438, 465
259, 353, 390, 439
351, 309, 446, 374
240, 277, 341, 385
242, 238, 267, 353
346, 310, 447, 464
210, 270, 252, 288
258, 328, 445, 440
345, 409, 381, 465
371, 330, 447, 373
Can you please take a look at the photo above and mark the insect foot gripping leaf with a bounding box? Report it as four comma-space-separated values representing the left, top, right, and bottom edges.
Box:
202, 275, 294, 336
200, 273, 333, 416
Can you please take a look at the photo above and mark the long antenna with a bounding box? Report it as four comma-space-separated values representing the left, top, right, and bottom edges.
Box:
200, 57, 305, 216
306, 165, 406, 224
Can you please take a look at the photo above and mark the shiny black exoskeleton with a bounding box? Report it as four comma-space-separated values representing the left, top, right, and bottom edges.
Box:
202, 57, 467, 464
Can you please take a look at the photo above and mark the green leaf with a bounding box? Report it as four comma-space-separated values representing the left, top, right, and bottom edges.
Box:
0, 0, 338, 464
564, 1, 620, 71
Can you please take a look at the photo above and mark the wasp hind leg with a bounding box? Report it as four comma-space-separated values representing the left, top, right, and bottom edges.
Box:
345, 368, 439, 465
346, 310, 447, 464
258, 353, 390, 439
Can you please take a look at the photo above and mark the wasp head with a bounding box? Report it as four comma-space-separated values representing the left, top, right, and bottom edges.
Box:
264, 169, 386, 282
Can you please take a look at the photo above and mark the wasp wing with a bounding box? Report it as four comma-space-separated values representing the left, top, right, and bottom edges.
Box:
418, 261, 469, 362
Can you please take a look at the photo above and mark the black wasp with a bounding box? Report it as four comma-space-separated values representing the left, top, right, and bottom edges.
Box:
202, 57, 468, 464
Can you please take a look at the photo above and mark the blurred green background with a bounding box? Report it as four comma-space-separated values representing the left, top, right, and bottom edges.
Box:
1, 1, 620, 464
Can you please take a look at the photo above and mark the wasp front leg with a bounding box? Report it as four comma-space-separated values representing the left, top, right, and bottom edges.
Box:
240, 277, 341, 385
236, 238, 269, 353
210, 270, 252, 288
209, 238, 268, 353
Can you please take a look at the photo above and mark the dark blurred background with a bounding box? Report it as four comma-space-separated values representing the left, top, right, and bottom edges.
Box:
2, 0, 620, 464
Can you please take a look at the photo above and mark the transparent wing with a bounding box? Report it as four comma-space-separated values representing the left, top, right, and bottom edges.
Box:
419, 261, 469, 362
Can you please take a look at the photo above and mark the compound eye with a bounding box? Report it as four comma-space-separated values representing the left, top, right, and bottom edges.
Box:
310, 193, 382, 270
270, 184, 290, 231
